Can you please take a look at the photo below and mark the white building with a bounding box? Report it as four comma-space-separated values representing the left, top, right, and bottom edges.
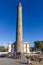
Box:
8, 42, 30, 53
8, 42, 13, 52
24, 42, 30, 53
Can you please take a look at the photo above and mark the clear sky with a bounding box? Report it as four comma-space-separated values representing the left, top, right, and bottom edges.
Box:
0, 0, 43, 47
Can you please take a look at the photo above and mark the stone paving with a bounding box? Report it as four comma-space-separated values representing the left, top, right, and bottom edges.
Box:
0, 55, 28, 65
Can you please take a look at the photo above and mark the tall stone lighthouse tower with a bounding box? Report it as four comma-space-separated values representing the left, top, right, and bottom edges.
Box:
15, 3, 23, 53
8, 3, 30, 53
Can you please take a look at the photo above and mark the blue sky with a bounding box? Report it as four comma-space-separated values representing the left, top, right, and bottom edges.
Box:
0, 0, 43, 47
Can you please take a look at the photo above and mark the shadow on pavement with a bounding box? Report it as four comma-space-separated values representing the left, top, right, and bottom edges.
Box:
19, 62, 27, 64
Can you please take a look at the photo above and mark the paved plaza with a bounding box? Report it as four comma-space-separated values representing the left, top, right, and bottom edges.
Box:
0, 55, 28, 65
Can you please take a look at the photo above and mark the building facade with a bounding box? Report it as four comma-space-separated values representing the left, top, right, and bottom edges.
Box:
8, 42, 30, 53
24, 42, 30, 53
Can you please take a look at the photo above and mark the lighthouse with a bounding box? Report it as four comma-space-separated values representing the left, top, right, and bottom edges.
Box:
15, 3, 24, 52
